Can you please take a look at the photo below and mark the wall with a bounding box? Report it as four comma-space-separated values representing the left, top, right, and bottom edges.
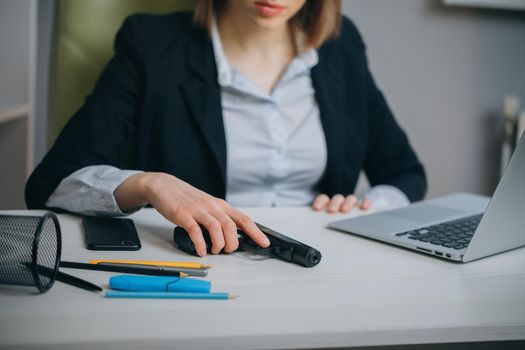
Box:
0, 0, 34, 209
34, 0, 56, 164
0, 1, 30, 112
343, 0, 525, 198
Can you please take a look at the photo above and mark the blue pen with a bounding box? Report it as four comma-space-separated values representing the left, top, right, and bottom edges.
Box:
109, 275, 211, 293
105, 291, 237, 299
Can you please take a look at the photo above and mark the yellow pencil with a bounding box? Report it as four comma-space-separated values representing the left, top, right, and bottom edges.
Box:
89, 259, 211, 269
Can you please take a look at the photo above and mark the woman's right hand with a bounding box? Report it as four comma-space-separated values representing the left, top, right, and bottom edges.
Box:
114, 172, 270, 257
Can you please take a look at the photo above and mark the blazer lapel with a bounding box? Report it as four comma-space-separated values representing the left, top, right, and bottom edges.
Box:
179, 26, 227, 189
311, 47, 346, 196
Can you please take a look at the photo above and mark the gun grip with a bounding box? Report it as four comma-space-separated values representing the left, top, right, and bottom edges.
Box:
173, 226, 209, 256
174, 226, 244, 256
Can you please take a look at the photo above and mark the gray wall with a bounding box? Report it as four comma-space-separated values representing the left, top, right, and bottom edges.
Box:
0, 0, 30, 111
0, 0, 33, 209
34, 0, 56, 164
343, 0, 525, 198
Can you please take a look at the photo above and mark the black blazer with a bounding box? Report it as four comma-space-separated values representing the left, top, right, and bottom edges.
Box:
26, 12, 426, 209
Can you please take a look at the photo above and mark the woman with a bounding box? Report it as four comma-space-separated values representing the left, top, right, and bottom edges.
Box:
26, 0, 426, 257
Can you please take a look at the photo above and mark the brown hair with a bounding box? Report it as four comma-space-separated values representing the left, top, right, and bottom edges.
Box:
193, 0, 342, 48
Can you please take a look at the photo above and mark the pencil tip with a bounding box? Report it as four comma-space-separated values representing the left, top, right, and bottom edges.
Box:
229, 293, 238, 299
181, 272, 189, 278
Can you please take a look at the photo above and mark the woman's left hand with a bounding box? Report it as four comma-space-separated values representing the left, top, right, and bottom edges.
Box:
312, 194, 371, 213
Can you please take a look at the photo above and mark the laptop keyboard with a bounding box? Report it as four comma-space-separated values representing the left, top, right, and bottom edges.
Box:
395, 214, 483, 250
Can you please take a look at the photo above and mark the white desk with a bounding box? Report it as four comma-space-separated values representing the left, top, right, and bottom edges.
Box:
1, 207, 525, 349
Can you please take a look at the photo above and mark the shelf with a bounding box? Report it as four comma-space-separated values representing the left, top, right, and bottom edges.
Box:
0, 104, 30, 125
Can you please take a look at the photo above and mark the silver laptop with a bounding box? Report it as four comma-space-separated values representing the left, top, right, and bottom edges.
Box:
329, 133, 525, 262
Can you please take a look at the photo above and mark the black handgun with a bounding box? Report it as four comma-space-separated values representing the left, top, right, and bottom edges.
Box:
173, 223, 322, 268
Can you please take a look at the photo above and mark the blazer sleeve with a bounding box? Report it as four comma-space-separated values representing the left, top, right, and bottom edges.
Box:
25, 16, 143, 209
346, 19, 427, 202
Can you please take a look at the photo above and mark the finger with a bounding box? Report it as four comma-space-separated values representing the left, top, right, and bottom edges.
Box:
327, 194, 345, 213
194, 211, 224, 255
341, 194, 358, 213
359, 197, 372, 210
176, 214, 207, 257
312, 194, 330, 211
211, 210, 239, 253
227, 207, 270, 248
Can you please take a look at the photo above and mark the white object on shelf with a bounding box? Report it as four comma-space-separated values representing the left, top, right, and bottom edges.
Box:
517, 111, 525, 144
443, 0, 525, 11
502, 95, 521, 118
500, 95, 522, 177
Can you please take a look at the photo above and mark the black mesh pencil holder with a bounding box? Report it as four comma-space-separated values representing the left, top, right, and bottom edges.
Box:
0, 212, 62, 293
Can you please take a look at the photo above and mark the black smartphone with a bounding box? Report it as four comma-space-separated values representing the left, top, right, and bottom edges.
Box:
82, 217, 141, 250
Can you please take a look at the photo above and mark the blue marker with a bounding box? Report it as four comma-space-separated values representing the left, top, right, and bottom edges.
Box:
109, 275, 211, 293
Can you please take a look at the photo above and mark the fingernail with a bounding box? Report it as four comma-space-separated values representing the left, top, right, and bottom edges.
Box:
263, 238, 270, 246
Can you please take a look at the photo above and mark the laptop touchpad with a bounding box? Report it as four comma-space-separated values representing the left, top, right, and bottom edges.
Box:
384, 204, 464, 223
